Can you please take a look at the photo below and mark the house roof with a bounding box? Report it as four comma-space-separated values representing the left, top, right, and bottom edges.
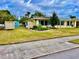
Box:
60, 18, 79, 21
32, 17, 79, 21
33, 17, 49, 20
60, 19, 71, 21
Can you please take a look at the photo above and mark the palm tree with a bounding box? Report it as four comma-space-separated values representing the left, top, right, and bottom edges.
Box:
25, 12, 31, 18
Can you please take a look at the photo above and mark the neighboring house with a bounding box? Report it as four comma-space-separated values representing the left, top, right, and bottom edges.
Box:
26, 17, 79, 28
55, 18, 79, 28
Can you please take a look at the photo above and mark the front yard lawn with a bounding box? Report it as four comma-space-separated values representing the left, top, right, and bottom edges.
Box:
0, 27, 79, 44
69, 39, 79, 44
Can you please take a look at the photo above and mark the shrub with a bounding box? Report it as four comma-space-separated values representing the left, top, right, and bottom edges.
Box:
33, 25, 49, 31
33, 26, 37, 29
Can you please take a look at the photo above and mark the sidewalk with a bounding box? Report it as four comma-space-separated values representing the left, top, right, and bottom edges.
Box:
0, 36, 79, 59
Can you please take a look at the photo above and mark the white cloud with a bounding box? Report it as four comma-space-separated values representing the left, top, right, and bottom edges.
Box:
27, 0, 32, 4
48, 0, 55, 5
60, 0, 67, 5
74, 8, 79, 12
11, 0, 43, 12
37, 0, 55, 6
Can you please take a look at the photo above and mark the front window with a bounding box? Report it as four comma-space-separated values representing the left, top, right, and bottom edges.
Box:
61, 21, 64, 25
39, 20, 48, 25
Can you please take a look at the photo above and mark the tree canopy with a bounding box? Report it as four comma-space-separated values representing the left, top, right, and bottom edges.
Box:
0, 10, 16, 23
20, 17, 29, 23
0, 10, 11, 15
70, 15, 76, 19
31, 11, 45, 18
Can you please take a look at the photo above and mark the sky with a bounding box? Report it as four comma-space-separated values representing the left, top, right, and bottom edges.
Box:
0, 0, 79, 18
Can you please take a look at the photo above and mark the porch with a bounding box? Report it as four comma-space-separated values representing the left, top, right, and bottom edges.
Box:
38, 20, 49, 26
33, 17, 50, 26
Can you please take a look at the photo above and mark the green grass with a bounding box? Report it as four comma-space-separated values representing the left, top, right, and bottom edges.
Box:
0, 27, 79, 44
69, 39, 79, 44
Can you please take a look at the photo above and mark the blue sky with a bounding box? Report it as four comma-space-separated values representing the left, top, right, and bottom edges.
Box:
0, 0, 79, 18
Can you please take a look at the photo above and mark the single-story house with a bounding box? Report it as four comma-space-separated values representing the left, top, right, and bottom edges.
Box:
33, 17, 50, 26
26, 17, 79, 28
55, 18, 79, 28
25, 17, 50, 28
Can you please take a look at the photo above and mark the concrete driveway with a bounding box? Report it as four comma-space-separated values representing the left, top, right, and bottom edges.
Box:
0, 36, 79, 59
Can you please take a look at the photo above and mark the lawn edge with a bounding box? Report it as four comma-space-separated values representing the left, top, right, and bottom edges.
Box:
0, 34, 79, 45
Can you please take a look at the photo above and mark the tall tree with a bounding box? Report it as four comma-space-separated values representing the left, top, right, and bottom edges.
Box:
49, 12, 59, 27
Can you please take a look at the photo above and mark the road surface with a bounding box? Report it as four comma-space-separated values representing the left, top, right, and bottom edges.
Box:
36, 48, 79, 59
